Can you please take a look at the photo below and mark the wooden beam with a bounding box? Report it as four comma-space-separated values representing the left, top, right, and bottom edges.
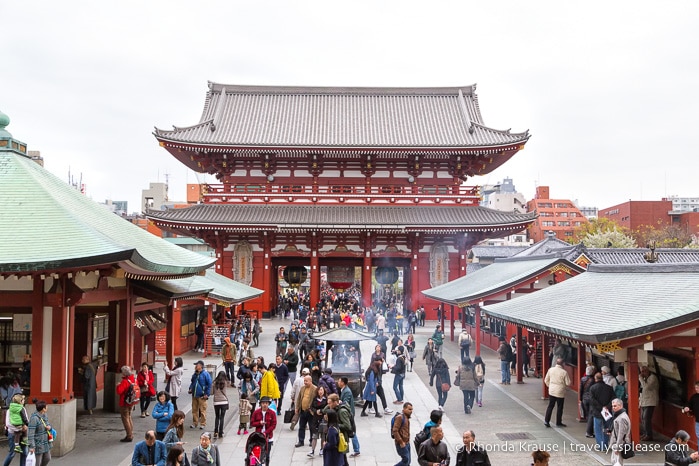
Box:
0, 291, 32, 307
620, 321, 699, 349
649, 336, 699, 349
80, 288, 128, 305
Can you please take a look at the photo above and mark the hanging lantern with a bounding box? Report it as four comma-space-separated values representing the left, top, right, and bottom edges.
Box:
375, 266, 399, 286
283, 266, 308, 288
327, 266, 354, 292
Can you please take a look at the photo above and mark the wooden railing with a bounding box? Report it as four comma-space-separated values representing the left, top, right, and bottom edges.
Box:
201, 184, 481, 205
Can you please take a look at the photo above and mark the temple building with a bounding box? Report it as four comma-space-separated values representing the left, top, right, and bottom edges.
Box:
148, 83, 536, 317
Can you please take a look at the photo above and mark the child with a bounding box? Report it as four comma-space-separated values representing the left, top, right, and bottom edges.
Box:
8, 393, 28, 452
238, 392, 252, 435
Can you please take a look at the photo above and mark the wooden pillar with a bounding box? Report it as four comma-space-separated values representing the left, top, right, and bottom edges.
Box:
449, 305, 455, 342
542, 334, 551, 398
262, 234, 272, 317
118, 283, 135, 370
627, 347, 641, 446
474, 305, 482, 357
30, 277, 44, 399
166, 304, 176, 366
576, 344, 586, 420
310, 254, 320, 309
409, 233, 420, 313
516, 326, 524, 384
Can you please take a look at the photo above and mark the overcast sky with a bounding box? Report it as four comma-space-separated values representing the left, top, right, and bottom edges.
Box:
3, 1, 698, 214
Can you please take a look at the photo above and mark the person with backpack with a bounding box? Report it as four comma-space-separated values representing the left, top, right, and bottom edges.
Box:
458, 329, 472, 362
116, 365, 137, 442
318, 368, 338, 395
414, 409, 442, 452
431, 325, 445, 357
391, 403, 413, 466
457, 357, 479, 414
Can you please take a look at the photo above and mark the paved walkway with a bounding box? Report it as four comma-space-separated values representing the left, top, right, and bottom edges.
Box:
41, 320, 668, 465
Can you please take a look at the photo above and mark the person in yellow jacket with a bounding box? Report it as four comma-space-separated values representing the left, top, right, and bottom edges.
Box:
260, 363, 281, 403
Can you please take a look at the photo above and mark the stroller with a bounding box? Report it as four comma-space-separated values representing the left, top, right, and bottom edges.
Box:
245, 431, 269, 466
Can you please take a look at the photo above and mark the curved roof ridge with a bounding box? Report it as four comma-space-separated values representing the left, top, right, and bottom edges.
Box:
154, 119, 213, 136
206, 82, 478, 96
470, 121, 529, 138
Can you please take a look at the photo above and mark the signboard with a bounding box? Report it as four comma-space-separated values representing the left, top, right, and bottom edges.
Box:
12, 314, 32, 332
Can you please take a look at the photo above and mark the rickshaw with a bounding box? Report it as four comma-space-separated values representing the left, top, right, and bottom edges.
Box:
311, 326, 377, 402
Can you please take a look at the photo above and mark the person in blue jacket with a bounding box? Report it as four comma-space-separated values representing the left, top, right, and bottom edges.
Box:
189, 360, 212, 429
151, 391, 174, 441
131, 430, 167, 466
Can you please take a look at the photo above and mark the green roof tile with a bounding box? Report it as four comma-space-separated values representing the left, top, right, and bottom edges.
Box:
0, 152, 214, 275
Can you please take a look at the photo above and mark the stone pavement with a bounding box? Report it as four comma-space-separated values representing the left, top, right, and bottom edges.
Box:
40, 319, 668, 465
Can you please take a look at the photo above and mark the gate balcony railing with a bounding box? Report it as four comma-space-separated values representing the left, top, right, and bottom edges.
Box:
201, 183, 481, 205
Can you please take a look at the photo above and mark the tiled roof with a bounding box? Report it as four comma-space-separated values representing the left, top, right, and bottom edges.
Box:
138, 269, 263, 306
482, 263, 699, 344
146, 204, 537, 232
513, 236, 575, 257
153, 83, 529, 149
0, 152, 215, 275
422, 257, 584, 306
469, 245, 530, 259
587, 248, 699, 265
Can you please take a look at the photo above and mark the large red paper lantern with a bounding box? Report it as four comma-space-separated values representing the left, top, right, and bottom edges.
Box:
327, 266, 354, 291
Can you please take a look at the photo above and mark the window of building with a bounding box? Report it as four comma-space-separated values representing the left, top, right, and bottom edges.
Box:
558, 221, 570, 226
558, 212, 568, 217
91, 314, 109, 359
539, 202, 553, 208
565, 231, 573, 236
542, 221, 555, 227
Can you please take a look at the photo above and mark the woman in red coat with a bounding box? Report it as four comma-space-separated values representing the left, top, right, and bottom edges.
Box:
137, 362, 156, 418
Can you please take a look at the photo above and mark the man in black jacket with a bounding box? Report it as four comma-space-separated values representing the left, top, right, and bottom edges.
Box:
417, 426, 450, 466
589, 372, 615, 450
455, 430, 490, 466
665, 430, 699, 465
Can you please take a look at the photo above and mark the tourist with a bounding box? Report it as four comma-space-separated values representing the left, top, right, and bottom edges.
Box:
294, 375, 318, 448
131, 430, 167, 466
250, 397, 277, 464
391, 402, 413, 466
664, 430, 699, 465
531, 449, 550, 465
151, 391, 174, 441
221, 337, 237, 387
455, 429, 490, 465
543, 357, 571, 428
589, 372, 615, 450
322, 409, 344, 466
137, 362, 156, 418
580, 365, 596, 438
682, 381, 699, 442
274, 355, 290, 415
639, 365, 659, 441
190, 432, 221, 466
251, 319, 261, 348
260, 363, 281, 404
163, 357, 184, 411
431, 325, 444, 356
416, 425, 450, 466
338, 376, 360, 458
78, 355, 96, 415
497, 337, 512, 385
361, 361, 381, 418
458, 328, 472, 362
473, 355, 486, 407
165, 444, 185, 466
601, 365, 618, 389
239, 371, 259, 414
433, 357, 450, 410
211, 371, 229, 439
423, 338, 439, 386
188, 360, 212, 430
307, 385, 328, 457
283, 345, 300, 387
27, 400, 53, 466
405, 334, 416, 372
391, 347, 407, 404
163, 410, 186, 454
609, 398, 631, 465
116, 365, 136, 442
457, 357, 479, 414
275, 327, 288, 357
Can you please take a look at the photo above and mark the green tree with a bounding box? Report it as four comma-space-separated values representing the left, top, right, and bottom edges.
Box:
581, 230, 637, 248
571, 217, 632, 244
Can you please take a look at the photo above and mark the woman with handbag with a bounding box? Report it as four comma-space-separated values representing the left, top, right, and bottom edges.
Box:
137, 363, 156, 418
433, 357, 450, 410
457, 357, 479, 414
609, 398, 632, 465
27, 400, 53, 466
360, 362, 381, 418
322, 409, 345, 466
164, 357, 184, 411
308, 385, 328, 457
